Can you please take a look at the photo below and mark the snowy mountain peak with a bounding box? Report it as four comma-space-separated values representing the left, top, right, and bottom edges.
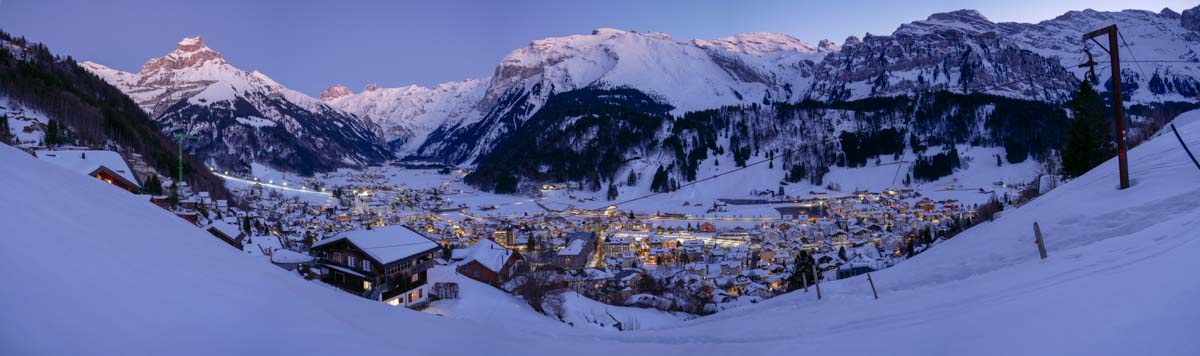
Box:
1183, 5, 1200, 31
817, 39, 839, 52
927, 9, 990, 24
696, 32, 822, 55
138, 36, 225, 76
897, 9, 995, 35
843, 35, 862, 46
319, 85, 353, 101
364, 83, 381, 92
176, 36, 207, 52
1159, 7, 1181, 19
591, 28, 627, 36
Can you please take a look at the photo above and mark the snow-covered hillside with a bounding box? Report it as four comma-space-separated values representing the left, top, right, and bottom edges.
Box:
82, 37, 390, 175
4, 107, 1200, 354
0, 96, 50, 146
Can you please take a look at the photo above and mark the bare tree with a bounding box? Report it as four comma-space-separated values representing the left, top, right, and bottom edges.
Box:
543, 291, 566, 321
513, 269, 561, 314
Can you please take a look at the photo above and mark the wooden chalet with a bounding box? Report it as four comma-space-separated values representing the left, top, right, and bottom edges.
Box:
311, 225, 441, 308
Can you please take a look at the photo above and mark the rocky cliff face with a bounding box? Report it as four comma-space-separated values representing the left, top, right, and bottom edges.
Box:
318, 85, 353, 101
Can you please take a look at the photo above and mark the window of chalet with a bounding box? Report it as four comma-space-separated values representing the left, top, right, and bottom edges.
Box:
410, 274, 419, 283
347, 255, 356, 267
362, 260, 371, 272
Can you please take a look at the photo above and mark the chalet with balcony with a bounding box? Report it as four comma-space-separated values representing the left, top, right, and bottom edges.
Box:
311, 225, 440, 308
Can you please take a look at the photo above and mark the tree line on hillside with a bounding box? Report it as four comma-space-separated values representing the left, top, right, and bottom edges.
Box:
464, 72, 1175, 195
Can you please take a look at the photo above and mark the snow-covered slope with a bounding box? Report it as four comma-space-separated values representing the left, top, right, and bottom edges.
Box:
3, 109, 1200, 354
323, 79, 488, 154
82, 37, 390, 175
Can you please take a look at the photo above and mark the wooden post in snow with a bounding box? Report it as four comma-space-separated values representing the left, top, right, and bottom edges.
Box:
1034, 222, 1048, 259
867, 273, 879, 300
813, 268, 822, 300
801, 271, 808, 293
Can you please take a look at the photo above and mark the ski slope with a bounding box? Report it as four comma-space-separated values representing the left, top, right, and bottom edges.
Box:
4, 110, 1200, 355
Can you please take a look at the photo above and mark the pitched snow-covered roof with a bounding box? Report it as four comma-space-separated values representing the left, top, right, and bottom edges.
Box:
558, 239, 586, 256
313, 226, 439, 265
34, 150, 139, 188
457, 239, 513, 273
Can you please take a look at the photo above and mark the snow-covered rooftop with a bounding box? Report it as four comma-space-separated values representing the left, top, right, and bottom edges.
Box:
313, 225, 439, 265
34, 150, 139, 187
457, 239, 512, 272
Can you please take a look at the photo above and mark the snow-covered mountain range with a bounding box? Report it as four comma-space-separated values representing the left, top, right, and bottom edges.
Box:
322, 79, 488, 153
83, 7, 1200, 183
337, 8, 1199, 167
82, 37, 391, 175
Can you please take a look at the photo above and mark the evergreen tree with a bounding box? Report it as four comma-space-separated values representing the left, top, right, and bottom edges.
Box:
525, 234, 536, 252
786, 250, 816, 291
168, 182, 179, 208
1062, 82, 1114, 178
0, 114, 9, 142
45, 120, 59, 146
625, 171, 637, 187
606, 182, 618, 201
650, 166, 669, 193
838, 246, 848, 261
142, 175, 163, 195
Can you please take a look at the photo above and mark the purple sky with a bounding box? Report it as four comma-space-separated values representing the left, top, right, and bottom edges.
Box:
0, 0, 1190, 96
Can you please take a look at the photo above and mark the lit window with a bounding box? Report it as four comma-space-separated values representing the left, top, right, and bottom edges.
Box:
363, 281, 372, 290
411, 274, 419, 283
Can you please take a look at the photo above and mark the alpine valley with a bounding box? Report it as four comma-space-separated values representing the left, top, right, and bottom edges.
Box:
84, 7, 1200, 193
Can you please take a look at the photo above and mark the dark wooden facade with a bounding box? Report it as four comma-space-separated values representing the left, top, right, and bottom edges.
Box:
89, 166, 140, 193
312, 238, 439, 306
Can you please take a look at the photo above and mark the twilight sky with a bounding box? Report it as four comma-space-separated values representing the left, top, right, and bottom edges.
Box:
0, 0, 1189, 96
